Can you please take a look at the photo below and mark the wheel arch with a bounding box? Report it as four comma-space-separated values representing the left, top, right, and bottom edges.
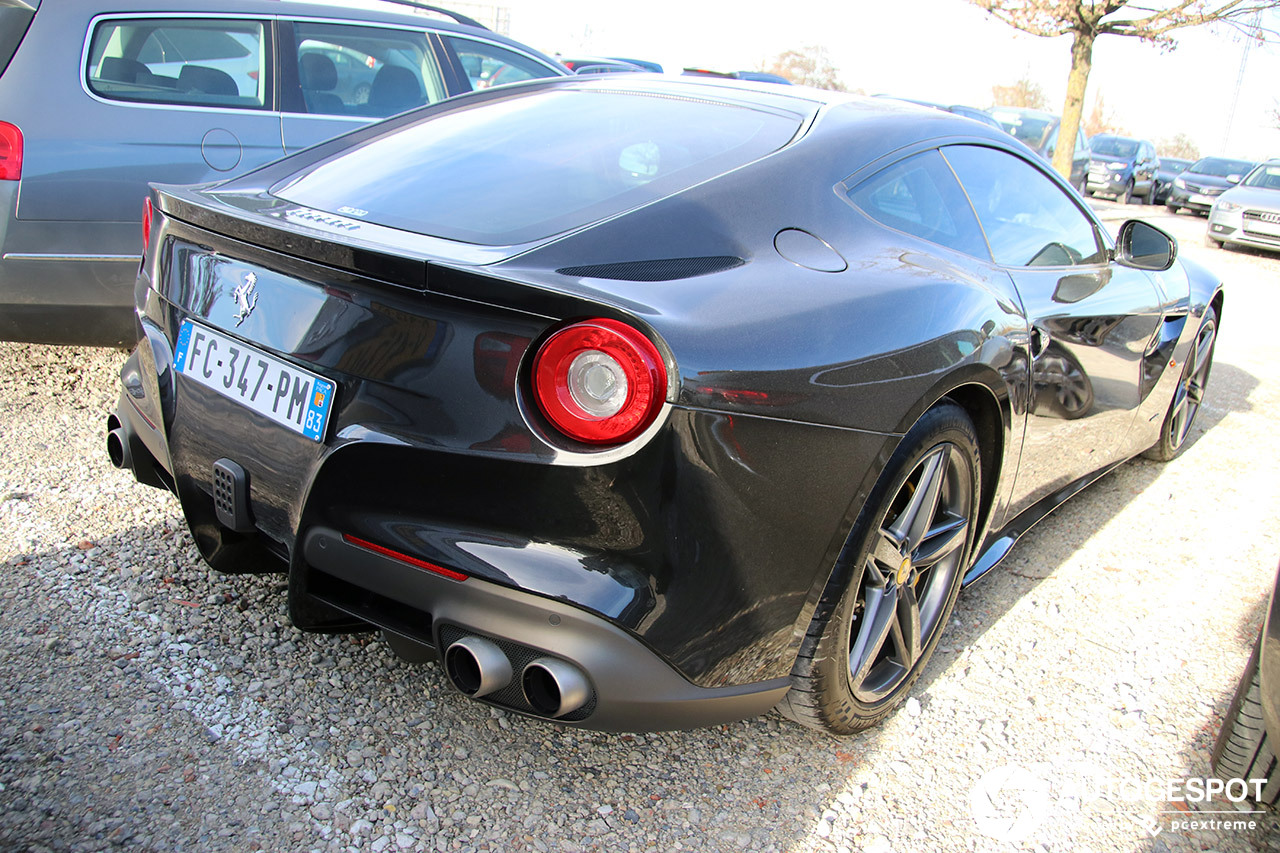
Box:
787, 367, 1011, 665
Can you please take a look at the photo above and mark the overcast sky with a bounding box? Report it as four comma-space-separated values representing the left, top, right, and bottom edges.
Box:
485, 0, 1280, 161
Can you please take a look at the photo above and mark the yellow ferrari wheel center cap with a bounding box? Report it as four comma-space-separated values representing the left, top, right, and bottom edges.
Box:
897, 555, 913, 585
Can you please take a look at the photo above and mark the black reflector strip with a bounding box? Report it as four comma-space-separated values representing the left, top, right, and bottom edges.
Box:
557, 256, 744, 282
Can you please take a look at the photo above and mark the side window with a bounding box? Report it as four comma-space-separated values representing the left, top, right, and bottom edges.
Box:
1076, 129, 1087, 156
943, 145, 1105, 268
87, 18, 268, 109
846, 150, 990, 259
292, 22, 446, 118
442, 36, 559, 91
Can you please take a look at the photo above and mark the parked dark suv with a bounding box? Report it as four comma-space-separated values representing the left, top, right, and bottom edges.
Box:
1086, 134, 1159, 204
0, 0, 568, 346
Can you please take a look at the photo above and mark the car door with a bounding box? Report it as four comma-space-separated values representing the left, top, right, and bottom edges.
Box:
942, 144, 1164, 518
20, 15, 283, 225
278, 20, 451, 154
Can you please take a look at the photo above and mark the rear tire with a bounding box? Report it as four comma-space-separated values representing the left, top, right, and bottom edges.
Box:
1143, 306, 1217, 462
1211, 636, 1280, 805
778, 403, 979, 735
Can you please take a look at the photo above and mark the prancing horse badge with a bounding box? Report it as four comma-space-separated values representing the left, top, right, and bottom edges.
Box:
232, 272, 258, 326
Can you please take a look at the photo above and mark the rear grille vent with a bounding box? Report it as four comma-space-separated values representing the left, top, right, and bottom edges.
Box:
557, 256, 744, 282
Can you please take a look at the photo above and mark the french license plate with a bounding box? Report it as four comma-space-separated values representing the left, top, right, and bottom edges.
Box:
173, 320, 335, 442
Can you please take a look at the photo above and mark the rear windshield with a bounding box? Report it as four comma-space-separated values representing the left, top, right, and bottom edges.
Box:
0, 1, 36, 78
1191, 157, 1254, 178
273, 89, 802, 245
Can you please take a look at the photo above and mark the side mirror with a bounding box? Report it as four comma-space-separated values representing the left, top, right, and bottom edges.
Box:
1115, 219, 1177, 271
1227, 174, 1243, 184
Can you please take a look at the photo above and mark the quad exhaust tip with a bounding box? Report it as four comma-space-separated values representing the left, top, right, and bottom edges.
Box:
444, 636, 512, 699
106, 426, 132, 471
521, 657, 590, 718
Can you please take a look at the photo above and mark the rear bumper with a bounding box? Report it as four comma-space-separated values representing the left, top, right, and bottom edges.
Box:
0, 196, 141, 345
0, 302, 135, 346
297, 526, 789, 731
111, 360, 799, 730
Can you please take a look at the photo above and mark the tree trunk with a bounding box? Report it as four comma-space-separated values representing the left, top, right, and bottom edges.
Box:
1053, 29, 1095, 182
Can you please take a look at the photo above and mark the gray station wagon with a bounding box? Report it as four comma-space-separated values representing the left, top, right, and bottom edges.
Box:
0, 0, 568, 346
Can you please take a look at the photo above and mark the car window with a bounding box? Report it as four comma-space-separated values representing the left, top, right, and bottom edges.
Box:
292, 21, 446, 118
1076, 129, 1087, 156
274, 89, 801, 245
846, 150, 990, 259
1242, 164, 1280, 190
442, 36, 559, 91
87, 18, 268, 110
943, 145, 1105, 268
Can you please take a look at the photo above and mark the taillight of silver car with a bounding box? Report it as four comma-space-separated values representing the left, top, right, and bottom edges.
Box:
0, 121, 22, 180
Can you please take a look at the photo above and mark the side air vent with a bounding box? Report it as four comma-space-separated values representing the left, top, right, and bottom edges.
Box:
557, 256, 744, 282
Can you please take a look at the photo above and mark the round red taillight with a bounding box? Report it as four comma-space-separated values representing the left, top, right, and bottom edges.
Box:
532, 318, 667, 445
142, 197, 153, 257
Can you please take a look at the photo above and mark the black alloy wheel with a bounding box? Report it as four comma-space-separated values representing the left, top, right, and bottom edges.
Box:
1144, 307, 1217, 462
779, 403, 979, 734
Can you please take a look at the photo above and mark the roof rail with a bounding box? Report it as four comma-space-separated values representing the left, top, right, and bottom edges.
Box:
372, 1, 488, 30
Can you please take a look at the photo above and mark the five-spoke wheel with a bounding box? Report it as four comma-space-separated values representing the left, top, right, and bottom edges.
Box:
848, 441, 973, 704
779, 403, 979, 734
1145, 306, 1217, 462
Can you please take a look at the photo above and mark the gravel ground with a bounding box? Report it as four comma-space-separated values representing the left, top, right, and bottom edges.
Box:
2, 202, 1279, 853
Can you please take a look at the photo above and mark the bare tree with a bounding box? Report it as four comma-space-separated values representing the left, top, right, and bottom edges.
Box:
991, 76, 1048, 108
763, 46, 846, 91
968, 1, 1280, 177
1155, 133, 1200, 159
1083, 94, 1126, 137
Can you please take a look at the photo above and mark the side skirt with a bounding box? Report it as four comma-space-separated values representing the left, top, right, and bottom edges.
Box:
962, 458, 1130, 586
